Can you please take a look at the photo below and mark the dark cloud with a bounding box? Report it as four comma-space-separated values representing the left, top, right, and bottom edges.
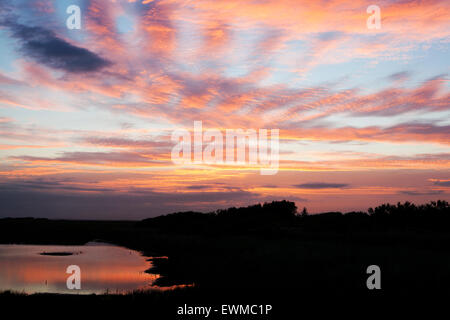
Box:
388, 71, 411, 82
432, 180, 450, 187
399, 190, 445, 196
0, 179, 114, 193
185, 185, 211, 190
1, 19, 110, 73
317, 31, 343, 42
185, 185, 254, 191
391, 124, 450, 136
293, 182, 349, 189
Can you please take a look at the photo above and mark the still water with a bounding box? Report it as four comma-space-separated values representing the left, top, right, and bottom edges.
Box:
0, 242, 160, 294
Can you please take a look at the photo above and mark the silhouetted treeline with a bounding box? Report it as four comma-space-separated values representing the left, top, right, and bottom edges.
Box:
367, 200, 450, 230
1, 200, 449, 243
137, 200, 298, 233
136, 200, 450, 235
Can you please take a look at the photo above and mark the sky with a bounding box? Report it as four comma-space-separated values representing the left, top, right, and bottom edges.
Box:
0, 0, 449, 219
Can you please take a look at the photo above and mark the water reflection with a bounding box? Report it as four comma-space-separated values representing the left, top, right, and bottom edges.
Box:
0, 242, 160, 294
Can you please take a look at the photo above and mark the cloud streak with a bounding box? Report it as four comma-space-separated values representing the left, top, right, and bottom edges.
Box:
293, 183, 349, 189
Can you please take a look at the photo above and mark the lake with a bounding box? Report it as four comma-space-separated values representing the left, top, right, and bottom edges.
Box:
0, 242, 161, 294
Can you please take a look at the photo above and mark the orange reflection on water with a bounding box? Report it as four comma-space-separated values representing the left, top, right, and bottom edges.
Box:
0, 243, 162, 294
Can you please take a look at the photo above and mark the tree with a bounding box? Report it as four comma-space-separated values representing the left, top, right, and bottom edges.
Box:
301, 207, 308, 217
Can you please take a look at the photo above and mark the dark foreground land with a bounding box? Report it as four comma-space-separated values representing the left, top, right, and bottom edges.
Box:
0, 200, 449, 314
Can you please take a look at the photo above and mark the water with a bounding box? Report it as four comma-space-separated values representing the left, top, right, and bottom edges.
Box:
0, 242, 161, 294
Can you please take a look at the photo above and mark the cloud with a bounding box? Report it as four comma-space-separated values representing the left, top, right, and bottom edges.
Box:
282, 122, 450, 146
279, 153, 450, 171
185, 185, 211, 190
1, 19, 111, 73
11, 151, 171, 167
399, 190, 445, 196
388, 71, 411, 82
293, 182, 349, 189
82, 137, 171, 150
432, 180, 450, 187
0, 179, 114, 193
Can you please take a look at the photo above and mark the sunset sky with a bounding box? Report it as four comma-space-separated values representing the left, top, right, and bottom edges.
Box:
0, 0, 449, 219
